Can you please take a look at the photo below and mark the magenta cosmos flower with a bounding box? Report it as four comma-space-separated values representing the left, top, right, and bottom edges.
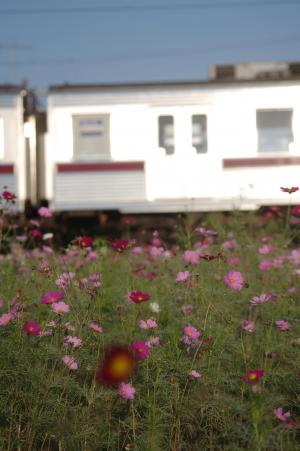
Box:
118, 382, 136, 400
41, 290, 64, 304
275, 320, 290, 330
224, 270, 244, 291
242, 369, 264, 383
131, 340, 150, 360
23, 320, 41, 336
62, 355, 78, 370
128, 290, 150, 304
51, 301, 70, 315
274, 407, 291, 422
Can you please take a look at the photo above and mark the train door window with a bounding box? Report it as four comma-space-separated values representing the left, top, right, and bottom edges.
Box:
158, 115, 175, 155
73, 114, 110, 160
192, 114, 207, 153
0, 118, 3, 159
256, 110, 293, 152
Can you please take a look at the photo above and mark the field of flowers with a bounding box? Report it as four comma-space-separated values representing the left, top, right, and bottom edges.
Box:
0, 190, 300, 451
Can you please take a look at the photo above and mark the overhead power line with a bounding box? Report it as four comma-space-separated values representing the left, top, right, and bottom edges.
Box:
0, 34, 299, 66
0, 1, 300, 15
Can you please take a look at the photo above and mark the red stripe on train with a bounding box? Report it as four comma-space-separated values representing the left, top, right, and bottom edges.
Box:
0, 165, 14, 174
223, 157, 300, 168
57, 162, 145, 172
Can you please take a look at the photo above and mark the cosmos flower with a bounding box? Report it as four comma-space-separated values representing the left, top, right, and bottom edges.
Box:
1, 190, 16, 201
275, 320, 290, 331
274, 407, 291, 422
51, 301, 70, 315
131, 340, 150, 360
38, 206, 52, 217
109, 238, 131, 252
0, 312, 13, 326
250, 292, 274, 305
139, 319, 157, 330
64, 335, 82, 348
224, 271, 244, 291
184, 326, 201, 340
23, 320, 41, 336
176, 270, 190, 282
41, 291, 64, 304
118, 382, 136, 400
182, 250, 200, 265
87, 322, 103, 333
62, 355, 78, 370
280, 186, 299, 194
189, 370, 202, 378
96, 345, 135, 385
77, 236, 93, 248
128, 290, 150, 304
242, 369, 264, 383
240, 320, 256, 333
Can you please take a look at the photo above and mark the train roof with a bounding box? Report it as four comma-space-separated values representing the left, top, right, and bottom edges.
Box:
49, 76, 300, 93
0, 85, 26, 94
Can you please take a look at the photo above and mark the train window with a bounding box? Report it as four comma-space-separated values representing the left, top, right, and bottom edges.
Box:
158, 116, 174, 155
73, 114, 110, 160
192, 115, 207, 153
256, 110, 293, 152
0, 118, 3, 159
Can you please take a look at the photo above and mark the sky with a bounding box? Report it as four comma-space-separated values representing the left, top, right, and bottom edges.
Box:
0, 0, 300, 95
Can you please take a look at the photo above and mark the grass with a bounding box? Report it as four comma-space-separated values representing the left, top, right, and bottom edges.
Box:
0, 204, 300, 450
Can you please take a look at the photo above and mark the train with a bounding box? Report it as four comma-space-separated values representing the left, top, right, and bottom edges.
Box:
1, 60, 300, 219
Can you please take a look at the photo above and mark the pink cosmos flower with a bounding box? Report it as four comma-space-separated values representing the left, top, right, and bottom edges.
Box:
51, 301, 70, 315
55, 272, 75, 288
147, 336, 160, 347
250, 292, 274, 305
176, 270, 190, 282
0, 312, 13, 326
87, 322, 103, 333
274, 407, 291, 422
240, 320, 256, 333
224, 271, 244, 291
275, 320, 290, 330
272, 257, 285, 268
131, 340, 150, 360
38, 206, 52, 218
118, 382, 136, 400
23, 320, 41, 336
258, 244, 273, 255
62, 355, 78, 370
182, 250, 200, 265
189, 370, 202, 378
184, 326, 201, 340
226, 256, 241, 266
64, 335, 82, 348
222, 239, 239, 250
259, 260, 272, 271
132, 246, 143, 255
139, 319, 157, 330
41, 290, 64, 304
148, 246, 164, 258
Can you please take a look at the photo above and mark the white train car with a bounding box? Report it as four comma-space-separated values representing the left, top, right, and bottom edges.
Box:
45, 61, 300, 214
0, 85, 27, 210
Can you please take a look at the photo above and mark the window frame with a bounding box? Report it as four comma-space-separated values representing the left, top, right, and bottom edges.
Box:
72, 113, 111, 161
191, 114, 208, 154
158, 115, 175, 155
256, 108, 294, 154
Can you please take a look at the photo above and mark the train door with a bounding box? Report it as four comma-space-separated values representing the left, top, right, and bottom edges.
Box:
146, 106, 221, 201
